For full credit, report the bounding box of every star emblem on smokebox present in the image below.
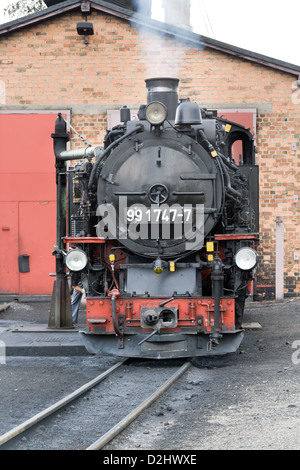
[148,184,169,205]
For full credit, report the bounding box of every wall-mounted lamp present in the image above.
[76,21,94,44]
[77,1,94,44]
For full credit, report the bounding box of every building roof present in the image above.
[1,0,300,78]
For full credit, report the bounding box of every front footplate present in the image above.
[79,330,244,359]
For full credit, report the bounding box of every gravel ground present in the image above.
[106,298,300,450]
[0,358,183,450]
[0,298,300,450]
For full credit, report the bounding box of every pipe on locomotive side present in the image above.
[57,146,103,161]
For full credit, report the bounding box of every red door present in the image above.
[0,202,19,293]
[0,113,66,295]
[18,201,56,295]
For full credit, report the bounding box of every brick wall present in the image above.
[0,10,299,297]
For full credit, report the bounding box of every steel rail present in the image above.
[0,360,126,447]
[86,361,192,450]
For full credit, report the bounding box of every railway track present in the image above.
[0,360,191,450]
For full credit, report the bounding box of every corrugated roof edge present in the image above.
[0,0,299,77]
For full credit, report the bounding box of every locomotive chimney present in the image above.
[162,0,192,31]
[145,77,179,121]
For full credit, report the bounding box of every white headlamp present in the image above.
[146,101,167,126]
[235,247,257,271]
[65,249,88,272]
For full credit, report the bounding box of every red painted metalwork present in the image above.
[64,237,105,244]
[214,233,259,241]
[86,297,236,335]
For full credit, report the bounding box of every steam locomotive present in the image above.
[52,77,259,359]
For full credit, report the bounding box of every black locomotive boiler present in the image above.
[52,77,259,359]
